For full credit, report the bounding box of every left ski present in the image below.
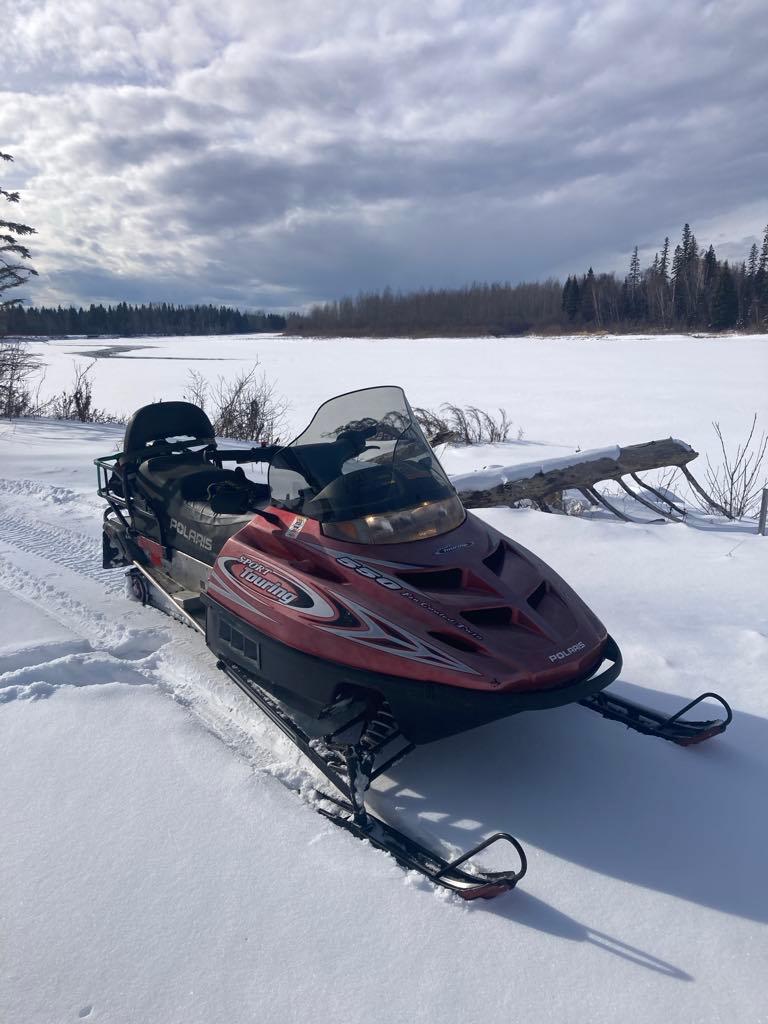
[579,689,732,745]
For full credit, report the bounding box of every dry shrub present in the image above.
[413,403,519,445]
[697,415,767,519]
[184,365,287,443]
[0,340,40,417]
[47,361,120,423]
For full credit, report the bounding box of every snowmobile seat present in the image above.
[136,454,269,506]
[123,401,215,457]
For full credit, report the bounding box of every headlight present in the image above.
[321,495,466,545]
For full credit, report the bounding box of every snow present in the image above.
[1,334,767,1024]
[21,332,768,459]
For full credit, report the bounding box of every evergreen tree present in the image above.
[711,262,738,330]
[702,244,717,285]
[747,242,758,279]
[659,236,670,283]
[759,224,768,277]
[628,246,641,290]
[699,244,719,324]
[680,223,693,261]
[751,225,768,329]
[1,153,38,325]
[564,277,581,322]
[581,268,596,323]
[670,242,684,320]
[625,246,643,320]
[561,276,572,312]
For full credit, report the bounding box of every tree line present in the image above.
[3,145,767,339]
[3,301,286,337]
[287,223,768,336]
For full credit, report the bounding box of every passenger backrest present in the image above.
[123,401,215,457]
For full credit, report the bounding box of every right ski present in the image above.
[316,800,527,900]
[217,657,527,899]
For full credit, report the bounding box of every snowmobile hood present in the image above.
[207,507,608,695]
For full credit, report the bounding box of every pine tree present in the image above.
[659,236,670,283]
[759,224,768,277]
[671,243,685,322]
[749,226,768,328]
[680,223,693,261]
[564,277,581,322]
[747,242,758,279]
[581,268,596,323]
[702,244,717,285]
[1,153,38,326]
[561,276,572,313]
[711,262,738,330]
[699,244,719,324]
[744,242,759,326]
[628,246,641,290]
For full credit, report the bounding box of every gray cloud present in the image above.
[3,0,767,311]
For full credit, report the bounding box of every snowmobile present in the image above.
[96,385,732,899]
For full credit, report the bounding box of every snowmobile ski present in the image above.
[579,688,732,745]
[218,656,527,899]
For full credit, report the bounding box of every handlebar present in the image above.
[215,446,281,465]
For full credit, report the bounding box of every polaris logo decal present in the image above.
[171,518,213,551]
[549,641,586,663]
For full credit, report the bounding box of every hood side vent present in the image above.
[527,581,548,610]
[527,581,577,631]
[428,630,480,653]
[462,606,513,627]
[483,542,506,575]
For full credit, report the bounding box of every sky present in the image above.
[2,0,767,312]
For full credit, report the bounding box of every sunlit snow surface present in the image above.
[1,334,767,1024]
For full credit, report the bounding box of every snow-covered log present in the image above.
[451,438,698,508]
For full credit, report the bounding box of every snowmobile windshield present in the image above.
[268,386,465,544]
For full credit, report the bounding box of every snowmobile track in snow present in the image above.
[0,509,123,592]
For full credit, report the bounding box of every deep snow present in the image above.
[1,334,767,1024]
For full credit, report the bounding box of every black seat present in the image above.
[113,401,271,564]
[123,401,215,456]
[136,453,238,499]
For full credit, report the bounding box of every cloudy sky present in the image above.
[3,0,767,311]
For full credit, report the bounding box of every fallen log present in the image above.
[451,438,699,509]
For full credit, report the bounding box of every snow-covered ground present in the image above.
[20,331,768,459]
[1,334,767,1024]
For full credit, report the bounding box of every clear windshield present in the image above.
[269,386,465,543]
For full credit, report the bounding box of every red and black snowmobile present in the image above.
[97,385,731,898]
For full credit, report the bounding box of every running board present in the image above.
[579,689,732,745]
[127,564,205,633]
